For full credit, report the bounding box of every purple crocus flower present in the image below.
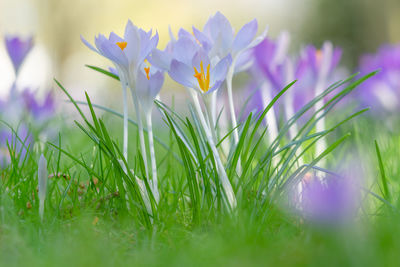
[292,172,360,226]
[192,11,266,72]
[357,44,400,111]
[168,46,232,95]
[22,90,55,122]
[81,20,159,87]
[303,44,342,78]
[5,36,34,75]
[136,64,164,114]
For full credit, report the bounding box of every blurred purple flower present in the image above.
[303,44,342,78]
[5,36,34,75]
[0,124,32,167]
[22,90,55,121]
[292,172,360,226]
[358,44,400,111]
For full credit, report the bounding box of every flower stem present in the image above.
[190,90,236,210]
[261,82,279,144]
[122,83,128,161]
[226,64,242,174]
[226,65,239,145]
[130,87,149,177]
[146,112,159,203]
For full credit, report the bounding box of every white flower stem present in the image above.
[130,87,149,177]
[284,60,303,166]
[226,63,242,174]
[38,154,47,221]
[203,93,218,144]
[226,65,239,145]
[261,83,279,144]
[314,42,333,166]
[146,112,159,203]
[122,83,129,161]
[190,91,236,210]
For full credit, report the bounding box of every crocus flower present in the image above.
[5,35,34,75]
[358,44,400,112]
[191,12,267,148]
[136,66,164,114]
[168,46,232,95]
[81,20,158,86]
[22,90,55,122]
[82,20,159,163]
[293,172,360,226]
[192,11,266,72]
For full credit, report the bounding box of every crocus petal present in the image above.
[172,37,200,66]
[232,19,258,53]
[192,49,211,70]
[95,34,128,67]
[330,47,342,73]
[207,80,223,94]
[247,25,269,49]
[80,35,99,53]
[210,55,232,84]
[109,32,124,43]
[123,26,141,68]
[168,60,197,89]
[203,11,234,44]
[234,49,253,73]
[5,36,34,74]
[149,71,164,99]
[192,26,212,51]
[149,49,172,71]
[136,71,149,94]
[139,31,159,63]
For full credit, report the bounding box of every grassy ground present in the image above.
[1,73,399,266]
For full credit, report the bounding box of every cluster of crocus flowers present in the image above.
[248,33,343,165]
[82,21,163,205]
[1,35,56,167]
[357,44,400,112]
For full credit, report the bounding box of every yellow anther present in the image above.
[144,67,150,80]
[116,41,127,51]
[193,61,211,93]
[316,49,323,65]
[144,59,151,80]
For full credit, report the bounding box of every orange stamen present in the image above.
[144,67,150,80]
[193,61,211,93]
[116,41,127,51]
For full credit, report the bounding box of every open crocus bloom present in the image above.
[192,12,266,72]
[168,48,232,94]
[81,20,159,86]
[5,36,34,74]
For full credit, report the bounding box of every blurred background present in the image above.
[0,0,399,105]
